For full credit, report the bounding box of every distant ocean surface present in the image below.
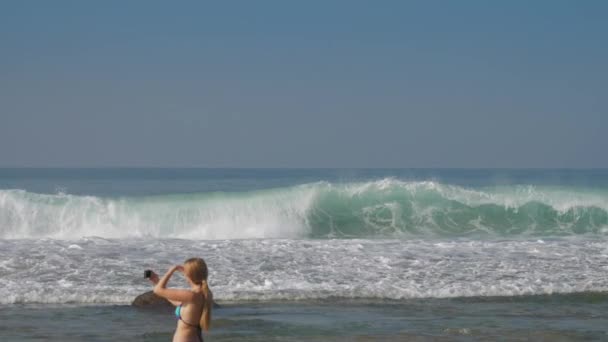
[1,168,608,341]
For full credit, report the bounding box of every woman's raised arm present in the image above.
[153,265,198,304]
[147,270,181,306]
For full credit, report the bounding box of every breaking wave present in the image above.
[1,180,607,239]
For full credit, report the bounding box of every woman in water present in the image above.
[148,258,213,342]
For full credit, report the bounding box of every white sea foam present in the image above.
[0,188,316,239]
[1,238,607,304]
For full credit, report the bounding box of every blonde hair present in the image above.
[183,257,212,331]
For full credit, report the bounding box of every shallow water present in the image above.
[2,297,608,341]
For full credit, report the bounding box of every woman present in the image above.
[149,258,213,342]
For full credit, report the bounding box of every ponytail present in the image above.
[183,257,212,331]
[199,280,212,331]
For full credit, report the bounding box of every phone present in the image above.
[144,270,152,278]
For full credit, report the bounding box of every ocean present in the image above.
[1,168,607,341]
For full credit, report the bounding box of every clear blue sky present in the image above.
[1,0,606,168]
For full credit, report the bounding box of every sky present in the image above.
[1,0,607,168]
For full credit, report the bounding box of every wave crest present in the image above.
[1,180,607,239]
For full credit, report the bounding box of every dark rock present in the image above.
[132,291,172,308]
[131,291,221,309]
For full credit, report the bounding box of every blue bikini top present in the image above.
[175,305,200,328]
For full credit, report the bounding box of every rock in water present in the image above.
[132,290,221,309]
[131,291,172,307]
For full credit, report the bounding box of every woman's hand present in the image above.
[167,265,183,273]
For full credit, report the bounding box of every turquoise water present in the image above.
[2,169,607,239]
[1,169,608,341]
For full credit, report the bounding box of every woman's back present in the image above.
[151,258,213,342]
